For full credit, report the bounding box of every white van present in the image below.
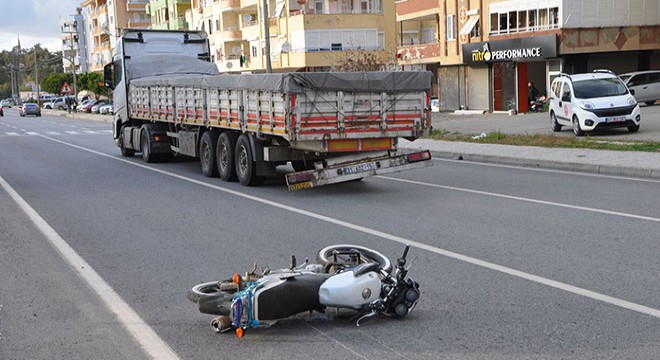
[618,70,660,106]
[549,70,641,136]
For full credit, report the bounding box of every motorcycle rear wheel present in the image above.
[317,244,392,273]
[188,281,234,315]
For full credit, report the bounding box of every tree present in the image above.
[40,73,74,95]
[78,72,110,98]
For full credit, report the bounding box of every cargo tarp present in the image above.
[130,60,432,94]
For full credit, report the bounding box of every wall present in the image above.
[563,0,660,28]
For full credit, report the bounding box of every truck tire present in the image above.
[141,131,155,163]
[217,132,238,181]
[120,127,135,157]
[317,244,392,273]
[200,131,219,177]
[235,134,263,186]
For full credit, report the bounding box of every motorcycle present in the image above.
[187,244,420,337]
[530,94,548,113]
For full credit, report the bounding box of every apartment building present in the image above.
[396,0,660,113]
[186,0,396,73]
[81,0,150,72]
[60,8,90,76]
[146,0,191,30]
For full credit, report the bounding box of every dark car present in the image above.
[20,103,42,117]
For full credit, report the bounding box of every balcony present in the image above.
[220,27,242,41]
[220,0,240,11]
[127,18,151,28]
[169,18,189,30]
[396,43,441,64]
[126,0,149,12]
[395,0,440,21]
[94,5,108,18]
[240,0,258,10]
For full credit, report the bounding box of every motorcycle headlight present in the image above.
[628,97,637,106]
[580,101,595,110]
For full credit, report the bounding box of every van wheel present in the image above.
[572,116,585,137]
[200,131,219,177]
[628,124,640,133]
[550,112,562,132]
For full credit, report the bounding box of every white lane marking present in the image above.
[0,177,181,360]
[65,131,81,135]
[39,134,660,321]
[432,157,660,184]
[46,131,61,135]
[6,132,19,136]
[379,176,660,224]
[26,132,39,136]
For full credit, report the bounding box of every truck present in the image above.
[104,29,433,190]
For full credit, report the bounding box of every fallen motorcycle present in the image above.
[188,244,420,337]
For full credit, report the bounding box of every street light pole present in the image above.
[262,0,272,73]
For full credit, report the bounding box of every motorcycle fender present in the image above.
[319,271,381,309]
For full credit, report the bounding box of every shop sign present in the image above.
[462,35,557,64]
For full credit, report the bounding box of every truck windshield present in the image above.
[573,78,629,99]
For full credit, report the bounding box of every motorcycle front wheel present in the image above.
[317,244,392,273]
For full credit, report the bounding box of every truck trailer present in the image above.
[104,29,433,190]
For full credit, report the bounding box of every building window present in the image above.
[446,14,455,40]
[315,0,323,14]
[422,27,436,44]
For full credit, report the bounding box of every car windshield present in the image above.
[573,78,629,99]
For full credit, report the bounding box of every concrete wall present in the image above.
[563,0,660,28]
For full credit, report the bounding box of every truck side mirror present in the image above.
[103,63,114,90]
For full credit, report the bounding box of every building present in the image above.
[146,0,191,30]
[396,0,660,113]
[186,0,397,73]
[60,8,90,76]
[81,0,150,72]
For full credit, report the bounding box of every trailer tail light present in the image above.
[287,172,313,184]
[407,151,431,163]
[153,134,166,142]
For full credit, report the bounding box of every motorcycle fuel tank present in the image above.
[318,270,381,309]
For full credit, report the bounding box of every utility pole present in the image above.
[262,0,272,73]
[34,51,39,105]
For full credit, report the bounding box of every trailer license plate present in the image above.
[342,162,377,175]
[289,181,312,191]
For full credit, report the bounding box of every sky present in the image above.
[0,0,83,53]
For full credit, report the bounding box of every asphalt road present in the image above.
[1,107,659,359]
[432,102,660,141]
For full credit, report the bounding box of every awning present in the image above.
[459,16,480,36]
[275,0,285,18]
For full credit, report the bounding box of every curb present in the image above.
[425,149,660,180]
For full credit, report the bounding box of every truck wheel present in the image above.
[200,131,219,177]
[141,131,155,163]
[217,132,238,181]
[235,134,263,186]
[120,127,135,157]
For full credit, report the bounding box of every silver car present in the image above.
[618,70,660,106]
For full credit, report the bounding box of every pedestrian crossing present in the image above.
[1,129,113,137]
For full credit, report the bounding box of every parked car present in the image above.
[91,100,109,113]
[20,103,41,117]
[76,99,93,112]
[430,97,440,112]
[618,70,660,106]
[81,99,106,113]
[549,70,640,136]
[99,102,113,115]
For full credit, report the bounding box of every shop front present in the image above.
[462,35,558,113]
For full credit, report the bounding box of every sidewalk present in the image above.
[400,138,660,179]
[46,109,660,180]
